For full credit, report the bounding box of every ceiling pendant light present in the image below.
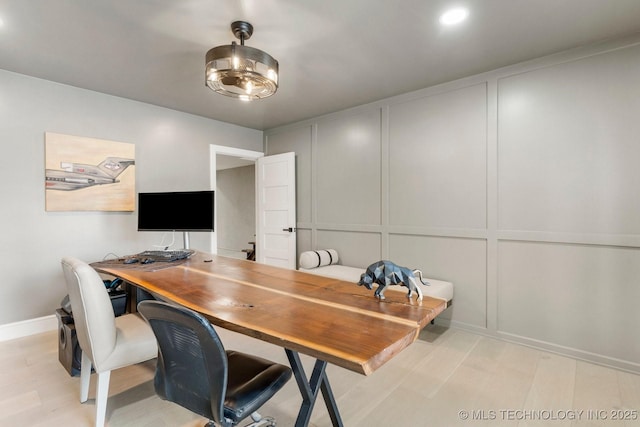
[205,21,279,100]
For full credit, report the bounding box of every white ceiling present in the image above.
[2,0,640,130]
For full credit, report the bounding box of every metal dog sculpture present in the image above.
[358,260,430,301]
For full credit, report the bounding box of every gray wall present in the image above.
[0,69,262,325]
[216,165,256,258]
[265,37,640,373]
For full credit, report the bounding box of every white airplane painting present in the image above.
[45,157,135,191]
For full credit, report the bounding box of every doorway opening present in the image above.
[217,155,255,259]
[209,145,263,255]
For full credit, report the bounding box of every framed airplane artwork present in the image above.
[45,132,135,212]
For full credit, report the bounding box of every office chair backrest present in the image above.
[137,300,228,425]
[61,257,117,371]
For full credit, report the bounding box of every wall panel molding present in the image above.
[265,34,640,374]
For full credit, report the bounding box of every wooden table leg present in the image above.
[285,349,344,427]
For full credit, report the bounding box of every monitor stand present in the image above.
[183,231,190,250]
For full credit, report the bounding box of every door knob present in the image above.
[282,227,294,232]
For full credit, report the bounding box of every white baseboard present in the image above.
[0,314,58,342]
[440,319,640,375]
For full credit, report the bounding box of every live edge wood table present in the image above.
[92,252,447,427]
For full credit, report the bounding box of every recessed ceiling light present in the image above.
[440,7,469,26]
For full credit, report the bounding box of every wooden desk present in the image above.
[93,252,447,425]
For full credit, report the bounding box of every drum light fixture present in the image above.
[205,21,279,101]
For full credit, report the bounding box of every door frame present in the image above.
[209,145,264,254]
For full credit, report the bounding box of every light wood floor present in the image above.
[1,324,639,427]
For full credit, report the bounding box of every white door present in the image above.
[256,152,297,269]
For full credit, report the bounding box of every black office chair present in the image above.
[137,300,292,427]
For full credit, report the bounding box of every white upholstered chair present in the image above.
[61,257,157,427]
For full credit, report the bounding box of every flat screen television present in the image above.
[137,190,215,232]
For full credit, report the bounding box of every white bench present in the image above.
[298,250,453,305]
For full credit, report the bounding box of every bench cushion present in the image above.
[299,249,339,269]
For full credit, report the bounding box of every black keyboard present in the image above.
[136,249,195,262]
